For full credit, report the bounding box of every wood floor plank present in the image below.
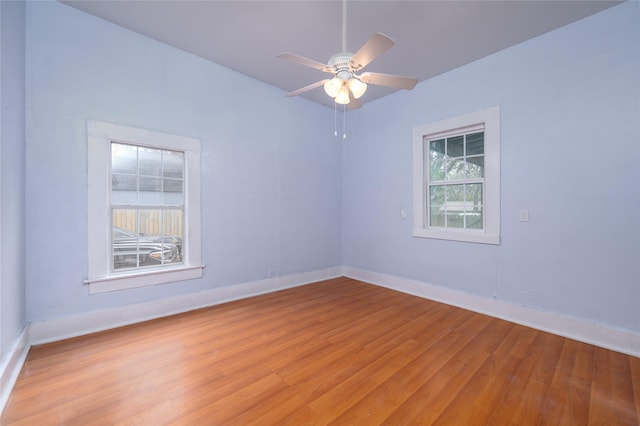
[486,331,565,424]
[173,372,289,425]
[324,309,477,423]
[539,384,572,425]
[2,277,638,425]
[530,332,567,385]
[632,355,640,424]
[589,347,639,425]
[306,338,427,424]
[548,339,593,424]
[431,354,523,425]
[380,314,495,424]
[396,335,492,424]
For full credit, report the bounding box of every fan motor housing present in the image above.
[328,52,355,80]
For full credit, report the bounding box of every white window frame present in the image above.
[86,121,203,294]
[412,106,500,245]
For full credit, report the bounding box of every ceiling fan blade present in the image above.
[347,91,362,110]
[360,72,418,90]
[277,52,333,73]
[350,33,395,71]
[286,80,329,97]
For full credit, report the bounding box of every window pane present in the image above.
[447,211,464,228]
[446,158,466,181]
[445,185,465,228]
[111,174,138,204]
[445,184,465,228]
[139,175,162,192]
[465,183,483,206]
[429,139,446,181]
[112,143,138,204]
[138,147,162,177]
[466,156,484,179]
[430,206,445,227]
[112,173,137,192]
[429,185,445,206]
[463,183,483,230]
[164,209,184,263]
[163,150,184,179]
[466,132,484,155]
[139,209,161,236]
[429,139,445,155]
[113,209,138,270]
[429,158,444,181]
[163,179,183,205]
[111,144,184,207]
[111,143,137,174]
[465,208,483,229]
[113,207,184,270]
[139,176,162,205]
[429,186,445,227]
[445,184,465,203]
[447,135,464,157]
[139,209,183,266]
[163,151,184,204]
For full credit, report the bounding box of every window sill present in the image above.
[85,265,205,294]
[413,227,500,245]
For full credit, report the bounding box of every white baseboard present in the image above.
[0,326,30,416]
[30,266,343,345]
[344,267,640,358]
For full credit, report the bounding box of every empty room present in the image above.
[0,0,638,424]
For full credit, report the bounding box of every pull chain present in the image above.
[343,103,347,139]
[334,101,338,137]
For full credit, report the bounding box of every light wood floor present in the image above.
[3,277,639,425]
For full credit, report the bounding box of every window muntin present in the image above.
[413,107,500,245]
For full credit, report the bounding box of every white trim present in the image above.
[413,106,500,245]
[412,227,500,245]
[87,120,202,292]
[86,265,205,294]
[30,267,343,345]
[343,266,640,358]
[0,327,30,416]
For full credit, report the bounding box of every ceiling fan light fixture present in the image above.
[335,84,350,105]
[278,0,417,110]
[324,77,342,98]
[348,78,367,99]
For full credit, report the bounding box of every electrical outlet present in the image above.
[519,209,529,222]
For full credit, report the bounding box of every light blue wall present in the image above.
[343,1,640,333]
[23,1,639,335]
[1,0,27,361]
[25,1,341,322]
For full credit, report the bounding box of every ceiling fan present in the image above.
[277,0,418,109]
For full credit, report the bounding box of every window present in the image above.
[413,107,500,244]
[111,143,185,271]
[87,121,203,293]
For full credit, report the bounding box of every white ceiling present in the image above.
[61,0,620,109]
